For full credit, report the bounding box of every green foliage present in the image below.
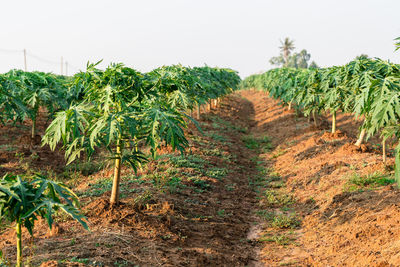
[0,173,87,266]
[271,213,300,229]
[241,56,400,185]
[264,190,294,207]
[259,233,295,246]
[344,172,395,192]
[0,173,87,233]
[41,62,240,203]
[395,37,400,51]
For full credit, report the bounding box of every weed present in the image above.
[344,172,395,192]
[264,190,294,207]
[206,167,228,180]
[256,210,275,221]
[206,132,228,143]
[271,148,287,158]
[242,135,272,150]
[225,183,236,191]
[78,178,113,197]
[259,233,294,246]
[68,257,90,264]
[188,177,211,191]
[65,160,107,176]
[167,176,185,193]
[203,147,223,156]
[170,154,207,169]
[271,213,300,229]
[0,144,17,152]
[133,190,153,209]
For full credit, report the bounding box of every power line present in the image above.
[0,47,82,74]
[26,51,60,65]
[0,48,23,53]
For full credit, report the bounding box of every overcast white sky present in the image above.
[0,0,399,77]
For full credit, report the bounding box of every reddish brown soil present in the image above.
[2,90,400,266]
[241,90,400,266]
[1,96,263,266]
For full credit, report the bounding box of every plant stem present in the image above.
[110,139,122,205]
[16,221,22,267]
[383,138,387,164]
[355,128,366,147]
[197,104,200,120]
[332,111,336,134]
[313,111,318,127]
[31,118,36,139]
[288,101,292,111]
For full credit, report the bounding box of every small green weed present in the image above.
[242,135,272,150]
[256,210,275,221]
[170,154,208,168]
[264,190,294,207]
[344,172,395,192]
[188,177,211,191]
[259,233,295,246]
[206,167,228,180]
[271,213,300,229]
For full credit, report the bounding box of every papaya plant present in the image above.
[1,70,68,138]
[0,174,88,267]
[43,62,189,205]
[0,74,28,126]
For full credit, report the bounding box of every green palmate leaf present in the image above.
[41,62,240,204]
[0,173,88,241]
[395,37,400,51]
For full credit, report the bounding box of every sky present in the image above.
[0,0,399,78]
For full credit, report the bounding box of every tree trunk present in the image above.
[196,104,200,120]
[331,111,336,134]
[110,140,122,205]
[31,118,36,139]
[383,139,387,164]
[313,111,318,127]
[16,221,22,267]
[355,129,366,147]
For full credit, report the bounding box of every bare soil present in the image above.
[1,90,400,266]
[241,90,400,266]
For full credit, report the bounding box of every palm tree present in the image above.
[279,38,295,66]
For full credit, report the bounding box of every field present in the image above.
[1,86,400,266]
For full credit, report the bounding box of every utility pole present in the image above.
[61,56,63,75]
[23,49,27,71]
[65,61,68,76]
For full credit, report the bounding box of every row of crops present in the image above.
[0,62,241,266]
[241,57,400,181]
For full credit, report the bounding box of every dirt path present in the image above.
[240,90,400,266]
[2,90,400,266]
[1,93,266,266]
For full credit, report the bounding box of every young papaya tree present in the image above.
[3,70,68,138]
[43,62,189,205]
[0,174,88,267]
[320,66,348,133]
